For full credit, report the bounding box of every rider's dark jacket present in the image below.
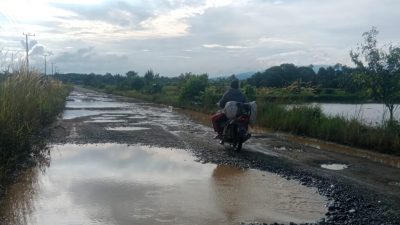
[218,88,247,108]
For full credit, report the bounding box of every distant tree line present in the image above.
[54,70,171,94]
[247,63,361,92]
[54,63,363,95]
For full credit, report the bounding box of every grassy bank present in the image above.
[0,71,70,184]
[258,103,400,155]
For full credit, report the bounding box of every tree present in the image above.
[242,84,257,101]
[179,74,208,104]
[144,70,154,85]
[126,70,138,78]
[125,70,143,90]
[350,27,400,121]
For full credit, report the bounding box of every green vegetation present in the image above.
[258,103,400,154]
[0,70,70,183]
[350,27,400,121]
[55,71,400,155]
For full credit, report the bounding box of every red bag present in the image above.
[211,113,227,133]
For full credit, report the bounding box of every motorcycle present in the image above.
[217,102,253,151]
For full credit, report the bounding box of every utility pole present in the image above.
[5,49,20,74]
[43,54,48,75]
[23,32,35,75]
[51,62,56,75]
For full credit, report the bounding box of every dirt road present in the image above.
[1,87,399,225]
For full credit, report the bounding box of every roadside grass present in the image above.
[257,102,400,155]
[0,70,70,183]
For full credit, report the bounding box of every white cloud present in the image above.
[258,37,304,45]
[29,44,45,56]
[203,44,247,49]
[1,0,399,76]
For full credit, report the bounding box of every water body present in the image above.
[300,103,400,125]
[0,144,327,225]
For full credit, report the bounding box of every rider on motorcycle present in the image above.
[212,79,247,139]
[218,79,247,108]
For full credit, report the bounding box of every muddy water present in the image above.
[0,89,328,224]
[0,144,326,225]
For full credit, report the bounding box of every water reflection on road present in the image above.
[0,89,328,225]
[0,144,326,225]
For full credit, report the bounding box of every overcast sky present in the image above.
[0,0,399,77]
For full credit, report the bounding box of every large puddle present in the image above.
[0,144,327,225]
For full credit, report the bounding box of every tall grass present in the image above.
[257,102,400,155]
[0,70,70,183]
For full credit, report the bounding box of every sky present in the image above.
[0,0,399,77]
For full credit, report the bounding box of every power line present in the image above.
[23,32,35,75]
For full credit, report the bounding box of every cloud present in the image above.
[45,0,235,40]
[29,45,45,56]
[52,46,129,74]
[202,44,247,49]
[20,39,38,51]
[2,0,400,76]
[258,37,304,45]
[256,48,349,68]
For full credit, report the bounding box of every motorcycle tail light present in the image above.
[238,116,249,122]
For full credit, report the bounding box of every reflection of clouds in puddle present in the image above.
[128,116,147,119]
[63,110,136,120]
[91,117,119,120]
[321,164,348,170]
[106,127,150,131]
[63,109,104,119]
[50,144,214,184]
[85,120,126,123]
[5,143,327,225]
[102,114,127,117]
[66,101,132,109]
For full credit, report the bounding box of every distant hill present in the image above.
[210,71,256,80]
[235,72,256,80]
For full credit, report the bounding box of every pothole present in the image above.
[321,164,348,170]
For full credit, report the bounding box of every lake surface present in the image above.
[304,103,400,125]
